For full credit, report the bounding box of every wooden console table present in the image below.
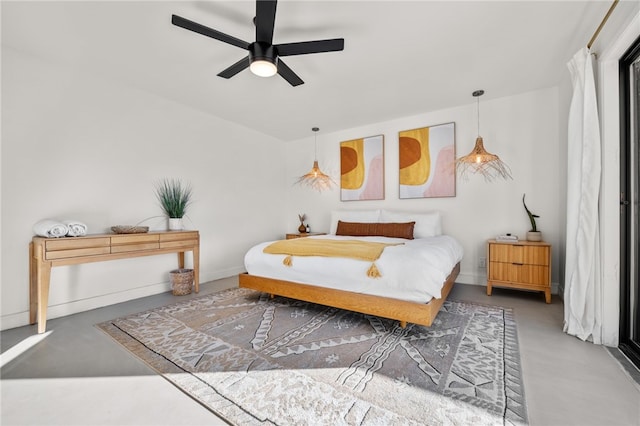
[29,230,199,333]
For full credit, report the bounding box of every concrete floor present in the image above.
[2,278,639,426]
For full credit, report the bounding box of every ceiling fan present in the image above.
[171,0,345,87]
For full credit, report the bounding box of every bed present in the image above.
[239,209,463,327]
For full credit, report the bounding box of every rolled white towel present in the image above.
[63,220,87,237]
[33,219,69,238]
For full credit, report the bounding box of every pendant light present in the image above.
[456,90,512,182]
[296,127,336,191]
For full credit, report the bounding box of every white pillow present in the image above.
[329,209,381,234]
[380,210,442,238]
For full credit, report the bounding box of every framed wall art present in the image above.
[340,134,384,201]
[399,122,455,198]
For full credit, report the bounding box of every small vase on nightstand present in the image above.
[297,213,307,233]
[526,231,542,242]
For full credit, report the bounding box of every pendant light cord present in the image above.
[473,89,484,137]
[312,127,319,161]
[477,96,480,136]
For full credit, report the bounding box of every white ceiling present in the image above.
[2,1,637,141]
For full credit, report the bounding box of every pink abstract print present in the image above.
[399,122,455,198]
[341,135,385,201]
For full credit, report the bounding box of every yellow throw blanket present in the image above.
[263,238,403,278]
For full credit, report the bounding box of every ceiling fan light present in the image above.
[250,59,277,77]
[249,42,277,77]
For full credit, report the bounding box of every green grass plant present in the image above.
[155,178,192,218]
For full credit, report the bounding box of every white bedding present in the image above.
[244,234,463,304]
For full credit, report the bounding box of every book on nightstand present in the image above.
[496,234,519,242]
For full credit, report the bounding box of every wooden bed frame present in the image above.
[238,262,460,328]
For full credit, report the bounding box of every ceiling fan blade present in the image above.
[217,56,251,79]
[277,60,304,87]
[172,15,250,50]
[276,38,344,56]
[255,0,277,44]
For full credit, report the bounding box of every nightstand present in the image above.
[487,239,552,303]
[285,232,326,240]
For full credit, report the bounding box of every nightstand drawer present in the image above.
[488,262,550,286]
[489,244,550,266]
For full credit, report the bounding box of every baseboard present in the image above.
[0,267,245,331]
[456,272,485,286]
[455,271,560,295]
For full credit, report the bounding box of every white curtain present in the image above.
[564,47,603,343]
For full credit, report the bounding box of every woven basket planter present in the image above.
[170,268,194,296]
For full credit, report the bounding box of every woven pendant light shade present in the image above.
[456,136,512,181]
[296,127,336,192]
[456,90,512,182]
[296,160,335,191]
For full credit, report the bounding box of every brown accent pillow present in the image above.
[377,222,415,239]
[335,221,378,237]
[335,221,415,239]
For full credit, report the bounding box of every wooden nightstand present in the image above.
[285,232,326,240]
[487,239,552,303]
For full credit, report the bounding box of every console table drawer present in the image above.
[111,234,160,244]
[160,232,198,242]
[160,240,197,249]
[46,237,111,251]
[45,237,111,260]
[111,242,160,253]
[46,246,111,260]
[110,234,160,253]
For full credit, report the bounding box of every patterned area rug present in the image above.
[98,288,527,425]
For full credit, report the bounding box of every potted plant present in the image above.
[523,194,542,241]
[155,178,193,230]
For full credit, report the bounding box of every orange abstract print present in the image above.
[341,138,365,190]
[399,127,430,186]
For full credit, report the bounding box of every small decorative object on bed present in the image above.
[240,209,462,327]
[340,134,384,201]
[399,122,456,198]
[155,178,193,231]
[523,193,542,241]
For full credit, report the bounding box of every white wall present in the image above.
[283,88,563,288]
[1,48,286,330]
